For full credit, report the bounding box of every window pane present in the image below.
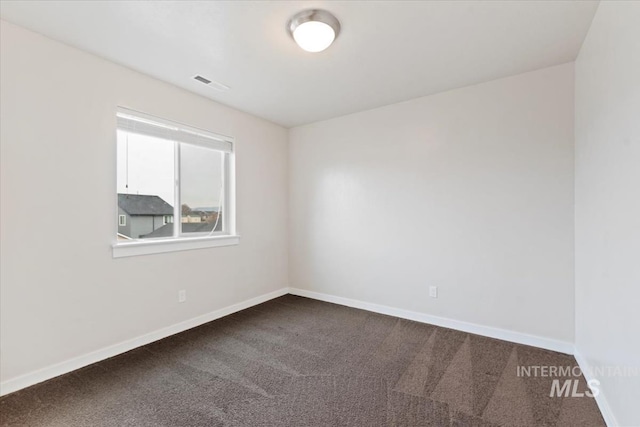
[180,143,224,235]
[117,130,175,240]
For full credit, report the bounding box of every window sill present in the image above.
[112,234,240,258]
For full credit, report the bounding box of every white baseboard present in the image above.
[0,287,289,397]
[574,349,618,427]
[288,287,574,355]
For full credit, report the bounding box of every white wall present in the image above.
[0,21,288,386]
[290,63,575,344]
[575,2,640,426]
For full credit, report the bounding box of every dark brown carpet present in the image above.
[0,295,605,426]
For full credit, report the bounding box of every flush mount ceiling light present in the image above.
[288,9,340,53]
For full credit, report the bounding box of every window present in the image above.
[113,108,238,257]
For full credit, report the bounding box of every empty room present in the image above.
[0,1,638,426]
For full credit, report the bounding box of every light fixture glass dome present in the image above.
[293,21,335,53]
[288,10,340,53]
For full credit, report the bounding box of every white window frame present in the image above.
[113,107,239,258]
[118,215,126,226]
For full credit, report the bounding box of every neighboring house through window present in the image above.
[117,194,174,239]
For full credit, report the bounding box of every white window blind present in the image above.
[116,108,233,153]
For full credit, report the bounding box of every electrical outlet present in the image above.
[178,290,187,303]
[429,286,438,298]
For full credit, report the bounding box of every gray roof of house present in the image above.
[118,194,173,216]
[140,221,222,239]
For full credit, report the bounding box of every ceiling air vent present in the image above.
[193,75,230,92]
[194,75,212,84]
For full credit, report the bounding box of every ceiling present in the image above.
[0,1,598,128]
